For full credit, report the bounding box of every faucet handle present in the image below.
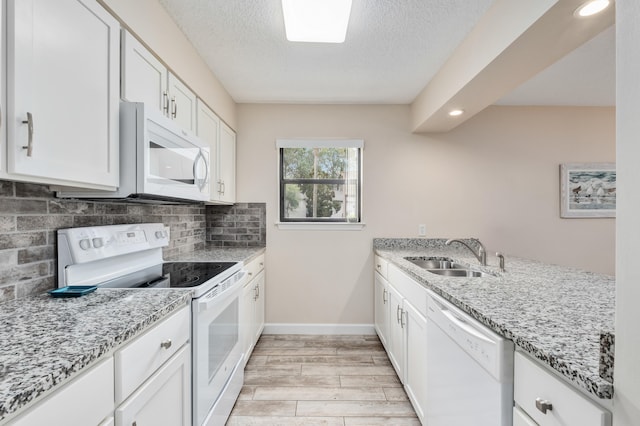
[496,252,505,272]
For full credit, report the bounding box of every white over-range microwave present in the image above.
[57,102,210,203]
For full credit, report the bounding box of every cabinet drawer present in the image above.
[245,253,265,282]
[514,406,537,426]
[374,255,389,280]
[115,306,190,404]
[514,352,611,426]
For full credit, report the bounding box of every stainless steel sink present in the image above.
[426,269,489,278]
[404,256,490,278]
[405,257,463,269]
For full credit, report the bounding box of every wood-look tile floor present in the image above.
[226,335,420,426]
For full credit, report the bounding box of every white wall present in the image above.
[613,0,640,423]
[237,104,615,326]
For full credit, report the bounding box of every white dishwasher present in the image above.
[426,293,514,426]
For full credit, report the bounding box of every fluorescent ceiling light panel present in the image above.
[282,0,352,43]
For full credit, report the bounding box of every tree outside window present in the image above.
[278,140,362,223]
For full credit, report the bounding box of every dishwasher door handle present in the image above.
[441,309,494,344]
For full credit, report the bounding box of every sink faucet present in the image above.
[445,238,487,266]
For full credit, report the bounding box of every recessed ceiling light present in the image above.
[282,0,352,43]
[575,0,610,17]
[448,109,464,117]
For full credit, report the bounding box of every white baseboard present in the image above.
[263,323,376,335]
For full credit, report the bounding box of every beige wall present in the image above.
[237,104,615,326]
[99,0,237,129]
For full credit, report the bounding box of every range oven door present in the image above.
[140,107,210,201]
[192,272,246,426]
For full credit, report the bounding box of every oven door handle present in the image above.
[197,270,247,312]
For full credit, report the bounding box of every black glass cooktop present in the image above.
[161,262,238,288]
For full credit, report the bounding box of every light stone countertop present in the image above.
[0,289,191,422]
[167,245,265,265]
[374,238,615,400]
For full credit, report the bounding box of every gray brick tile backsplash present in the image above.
[0,178,265,302]
[0,179,209,302]
[206,203,266,248]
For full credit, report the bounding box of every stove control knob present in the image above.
[79,239,91,250]
[92,238,104,248]
[155,230,166,239]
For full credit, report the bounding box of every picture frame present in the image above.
[560,163,616,218]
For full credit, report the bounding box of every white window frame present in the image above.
[276,139,365,230]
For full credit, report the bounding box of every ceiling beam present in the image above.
[410,0,615,133]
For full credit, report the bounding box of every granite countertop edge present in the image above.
[373,238,614,400]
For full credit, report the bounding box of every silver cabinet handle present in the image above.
[171,96,177,118]
[382,288,388,304]
[218,180,223,195]
[160,339,172,349]
[376,264,381,270]
[401,311,406,328]
[22,112,34,157]
[257,284,260,298]
[396,305,402,323]
[163,91,169,114]
[535,398,552,414]
[221,180,226,195]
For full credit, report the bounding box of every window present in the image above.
[277,139,362,224]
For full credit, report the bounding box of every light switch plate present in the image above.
[418,224,426,237]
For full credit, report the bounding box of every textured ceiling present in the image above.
[157,0,495,104]
[158,0,615,106]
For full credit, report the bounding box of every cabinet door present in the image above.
[253,270,266,343]
[168,73,197,134]
[196,100,221,202]
[387,284,405,383]
[374,272,389,348]
[7,0,119,189]
[121,30,168,114]
[217,122,236,203]
[241,280,256,365]
[404,300,428,424]
[115,345,191,426]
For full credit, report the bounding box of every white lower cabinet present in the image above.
[114,345,191,426]
[375,260,428,425]
[404,300,428,423]
[373,271,389,348]
[386,283,405,381]
[514,351,611,426]
[514,406,538,426]
[114,306,191,426]
[7,357,114,426]
[241,254,266,365]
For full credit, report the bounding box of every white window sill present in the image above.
[275,222,366,231]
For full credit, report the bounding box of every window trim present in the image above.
[276,139,363,224]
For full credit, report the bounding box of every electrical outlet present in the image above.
[418,224,426,237]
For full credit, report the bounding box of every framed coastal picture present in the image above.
[560,163,616,218]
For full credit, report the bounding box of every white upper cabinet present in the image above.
[217,121,236,204]
[121,30,168,113]
[196,99,236,204]
[6,0,120,189]
[168,73,197,134]
[121,30,196,134]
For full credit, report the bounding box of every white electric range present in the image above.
[57,223,247,426]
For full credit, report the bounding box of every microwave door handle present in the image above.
[193,150,209,190]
